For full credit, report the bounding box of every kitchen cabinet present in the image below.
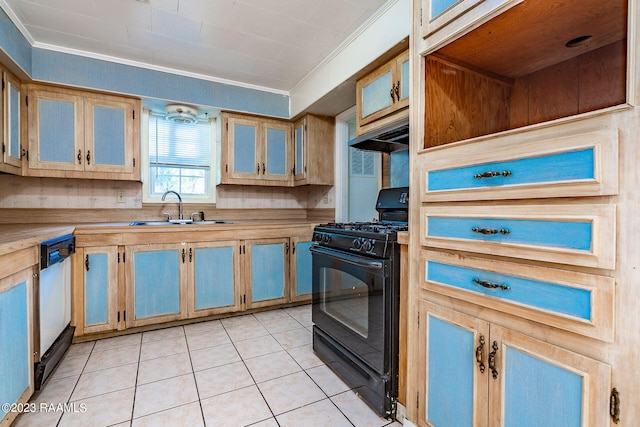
[125,243,187,328]
[420,0,521,43]
[356,50,409,136]
[0,67,23,175]
[243,238,289,309]
[221,111,293,186]
[188,240,242,318]
[418,301,611,427]
[293,114,334,186]
[0,266,34,427]
[24,84,140,181]
[289,236,313,303]
[74,246,120,335]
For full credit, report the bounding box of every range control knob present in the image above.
[361,239,373,252]
[313,233,323,243]
[352,238,362,250]
[322,234,332,244]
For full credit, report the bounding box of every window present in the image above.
[142,111,216,203]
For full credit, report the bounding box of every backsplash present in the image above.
[0,175,335,210]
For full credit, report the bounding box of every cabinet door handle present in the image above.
[473,278,511,291]
[257,163,260,174]
[77,149,82,164]
[488,341,499,379]
[390,86,395,102]
[86,150,91,165]
[285,242,289,254]
[182,248,186,263]
[189,248,193,263]
[474,170,512,179]
[475,335,485,373]
[472,227,510,235]
[395,80,400,100]
[85,254,90,271]
[262,163,266,175]
[292,242,296,254]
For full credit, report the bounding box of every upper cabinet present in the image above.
[356,50,409,135]
[293,114,334,186]
[221,111,293,186]
[24,84,140,181]
[420,0,522,41]
[0,68,23,175]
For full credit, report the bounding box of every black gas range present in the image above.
[311,187,408,419]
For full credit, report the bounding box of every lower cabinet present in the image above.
[418,300,612,427]
[289,237,313,303]
[188,241,242,318]
[77,246,119,334]
[0,267,34,427]
[73,228,314,336]
[244,238,289,309]
[125,243,187,328]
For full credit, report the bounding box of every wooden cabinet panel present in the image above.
[24,84,140,180]
[290,238,313,302]
[420,128,619,202]
[125,244,186,327]
[188,241,242,317]
[293,114,334,186]
[245,238,289,309]
[418,300,489,427]
[421,204,616,269]
[489,325,611,427]
[221,112,293,186]
[419,301,612,427]
[0,68,23,174]
[81,246,119,334]
[420,250,614,341]
[356,50,409,136]
[0,268,34,427]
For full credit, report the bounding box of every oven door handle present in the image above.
[310,245,384,270]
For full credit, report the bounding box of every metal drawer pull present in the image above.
[474,170,512,179]
[473,278,511,291]
[472,227,510,235]
[488,341,499,379]
[475,335,486,373]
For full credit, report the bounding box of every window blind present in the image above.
[149,115,211,168]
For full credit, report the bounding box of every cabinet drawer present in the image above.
[420,128,618,202]
[421,204,615,269]
[420,250,614,341]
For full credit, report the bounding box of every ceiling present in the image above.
[1,0,389,94]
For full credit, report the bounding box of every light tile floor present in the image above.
[15,305,401,427]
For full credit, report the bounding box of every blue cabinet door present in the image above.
[491,326,611,427]
[263,121,291,182]
[190,241,241,316]
[291,239,313,301]
[84,96,136,174]
[420,301,489,427]
[0,270,33,425]
[127,244,185,327]
[28,88,84,171]
[83,247,118,334]
[246,239,288,308]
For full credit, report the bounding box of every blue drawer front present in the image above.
[427,217,592,251]
[427,261,592,320]
[427,148,594,191]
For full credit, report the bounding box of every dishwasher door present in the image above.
[39,257,72,356]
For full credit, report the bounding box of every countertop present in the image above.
[0,224,76,257]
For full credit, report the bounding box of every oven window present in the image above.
[319,267,369,338]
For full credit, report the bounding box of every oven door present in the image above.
[310,245,391,374]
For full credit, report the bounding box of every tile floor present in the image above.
[15,305,402,427]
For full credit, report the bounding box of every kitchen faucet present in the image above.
[161,190,183,220]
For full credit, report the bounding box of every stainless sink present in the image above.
[129,220,231,226]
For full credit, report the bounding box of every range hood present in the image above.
[349,118,409,152]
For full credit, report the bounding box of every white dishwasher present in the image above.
[35,234,75,390]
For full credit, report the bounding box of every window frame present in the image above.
[141,110,217,204]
